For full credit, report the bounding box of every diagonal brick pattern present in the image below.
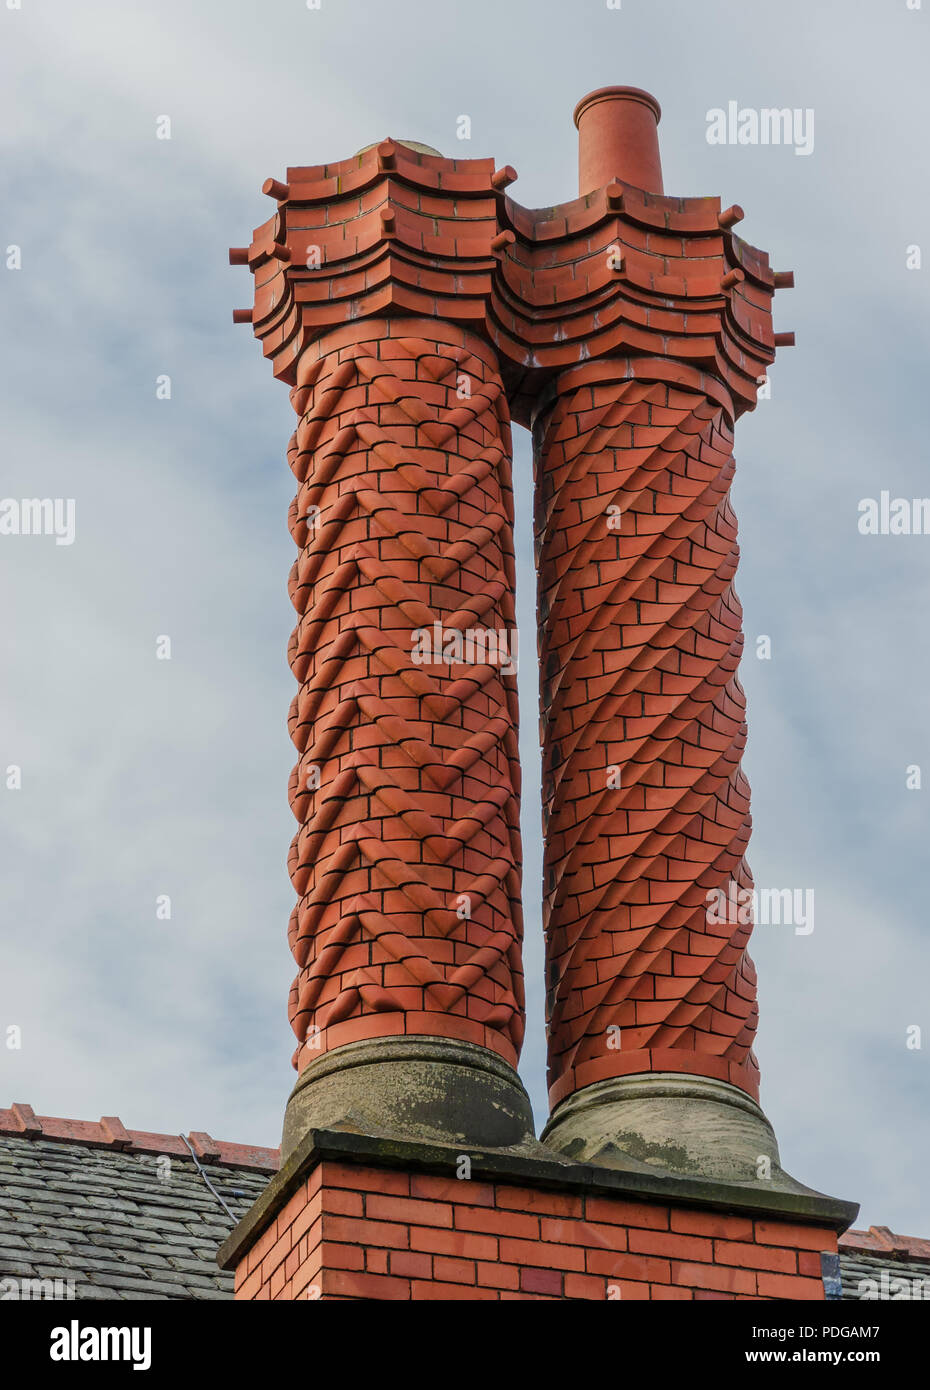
[536,367,759,1110]
[284,320,524,1072]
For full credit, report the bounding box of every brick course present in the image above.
[234,1162,834,1301]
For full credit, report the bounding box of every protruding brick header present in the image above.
[0,1105,279,1173]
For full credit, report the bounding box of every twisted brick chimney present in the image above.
[536,89,771,1170]
[228,142,535,1157]
[218,91,856,1301]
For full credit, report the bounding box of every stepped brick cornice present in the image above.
[232,142,505,380]
[232,139,784,427]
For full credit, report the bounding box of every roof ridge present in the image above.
[839,1225,930,1259]
[0,1104,280,1174]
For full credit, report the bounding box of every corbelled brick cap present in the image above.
[233,133,780,420]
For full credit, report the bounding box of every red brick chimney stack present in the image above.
[219,92,858,1301]
[234,140,537,1160]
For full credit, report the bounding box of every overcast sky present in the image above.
[1,0,928,1237]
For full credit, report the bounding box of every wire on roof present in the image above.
[178,1133,239,1225]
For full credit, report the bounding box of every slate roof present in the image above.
[838,1226,930,1301]
[1,1105,926,1300]
[0,1106,278,1300]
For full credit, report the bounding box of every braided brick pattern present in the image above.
[284,321,523,1072]
[232,114,784,1110]
[536,369,760,1110]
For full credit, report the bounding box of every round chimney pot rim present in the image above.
[573,86,662,129]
